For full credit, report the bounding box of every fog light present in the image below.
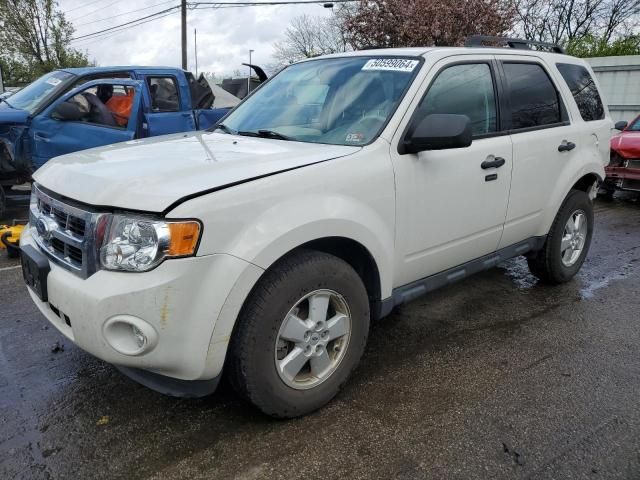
[132,325,146,349]
[103,315,158,356]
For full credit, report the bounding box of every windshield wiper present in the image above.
[215,123,235,135]
[238,129,293,141]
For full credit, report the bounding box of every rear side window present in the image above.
[418,63,497,136]
[147,77,180,112]
[556,63,604,121]
[503,63,562,130]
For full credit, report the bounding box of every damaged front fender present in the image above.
[0,124,31,182]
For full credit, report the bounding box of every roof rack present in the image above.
[465,35,565,54]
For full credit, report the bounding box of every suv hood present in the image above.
[34,131,360,212]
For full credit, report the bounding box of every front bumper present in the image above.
[604,165,640,192]
[21,227,254,386]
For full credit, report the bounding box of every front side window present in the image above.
[147,77,180,112]
[417,63,497,136]
[503,63,562,130]
[59,83,136,128]
[218,56,421,146]
[556,63,604,121]
[4,70,74,113]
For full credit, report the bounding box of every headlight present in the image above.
[99,215,201,272]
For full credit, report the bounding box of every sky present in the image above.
[57,0,335,77]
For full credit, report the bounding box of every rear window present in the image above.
[503,62,562,130]
[556,63,604,121]
[147,77,180,112]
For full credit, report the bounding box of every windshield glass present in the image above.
[627,117,640,131]
[219,56,421,146]
[4,70,74,113]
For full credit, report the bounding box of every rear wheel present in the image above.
[527,189,594,284]
[227,250,370,418]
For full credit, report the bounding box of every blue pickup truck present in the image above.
[0,66,232,215]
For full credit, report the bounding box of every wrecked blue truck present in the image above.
[0,66,233,215]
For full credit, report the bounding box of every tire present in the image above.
[227,249,370,418]
[527,189,594,284]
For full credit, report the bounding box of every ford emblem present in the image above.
[35,216,52,240]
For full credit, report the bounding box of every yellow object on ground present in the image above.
[0,224,25,249]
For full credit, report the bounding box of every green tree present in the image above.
[566,35,640,57]
[0,0,92,85]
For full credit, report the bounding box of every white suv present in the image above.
[21,39,611,417]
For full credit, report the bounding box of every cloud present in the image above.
[58,0,334,76]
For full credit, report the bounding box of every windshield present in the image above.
[218,56,421,146]
[4,70,74,113]
[627,117,640,131]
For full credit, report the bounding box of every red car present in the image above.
[605,115,640,197]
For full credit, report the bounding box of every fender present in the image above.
[539,161,604,236]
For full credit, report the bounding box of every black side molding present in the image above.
[375,236,547,319]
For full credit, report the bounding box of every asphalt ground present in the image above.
[1,196,639,480]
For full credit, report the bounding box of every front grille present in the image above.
[30,185,101,278]
[38,199,87,236]
[627,159,640,170]
[622,179,640,192]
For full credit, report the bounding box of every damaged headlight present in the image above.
[98,215,201,272]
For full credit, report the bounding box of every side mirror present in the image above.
[51,101,84,122]
[614,120,628,131]
[401,113,472,154]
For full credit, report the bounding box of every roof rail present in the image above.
[465,35,565,54]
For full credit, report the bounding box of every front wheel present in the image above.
[227,250,370,418]
[527,189,594,284]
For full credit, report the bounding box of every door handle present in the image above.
[558,141,576,152]
[481,157,506,169]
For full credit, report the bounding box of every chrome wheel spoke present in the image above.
[563,246,574,262]
[280,314,309,342]
[279,347,308,382]
[310,349,331,377]
[327,313,349,341]
[274,289,352,390]
[308,293,330,323]
[561,209,588,267]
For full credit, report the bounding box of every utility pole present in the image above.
[181,0,187,70]
[194,28,198,77]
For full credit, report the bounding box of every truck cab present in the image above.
[0,67,230,215]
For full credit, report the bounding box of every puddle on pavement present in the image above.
[578,259,638,299]
[499,257,539,290]
[499,244,639,300]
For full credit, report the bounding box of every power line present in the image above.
[191,0,354,6]
[68,0,127,22]
[62,0,105,14]
[71,9,181,47]
[70,6,181,42]
[73,0,177,29]
[68,0,355,45]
